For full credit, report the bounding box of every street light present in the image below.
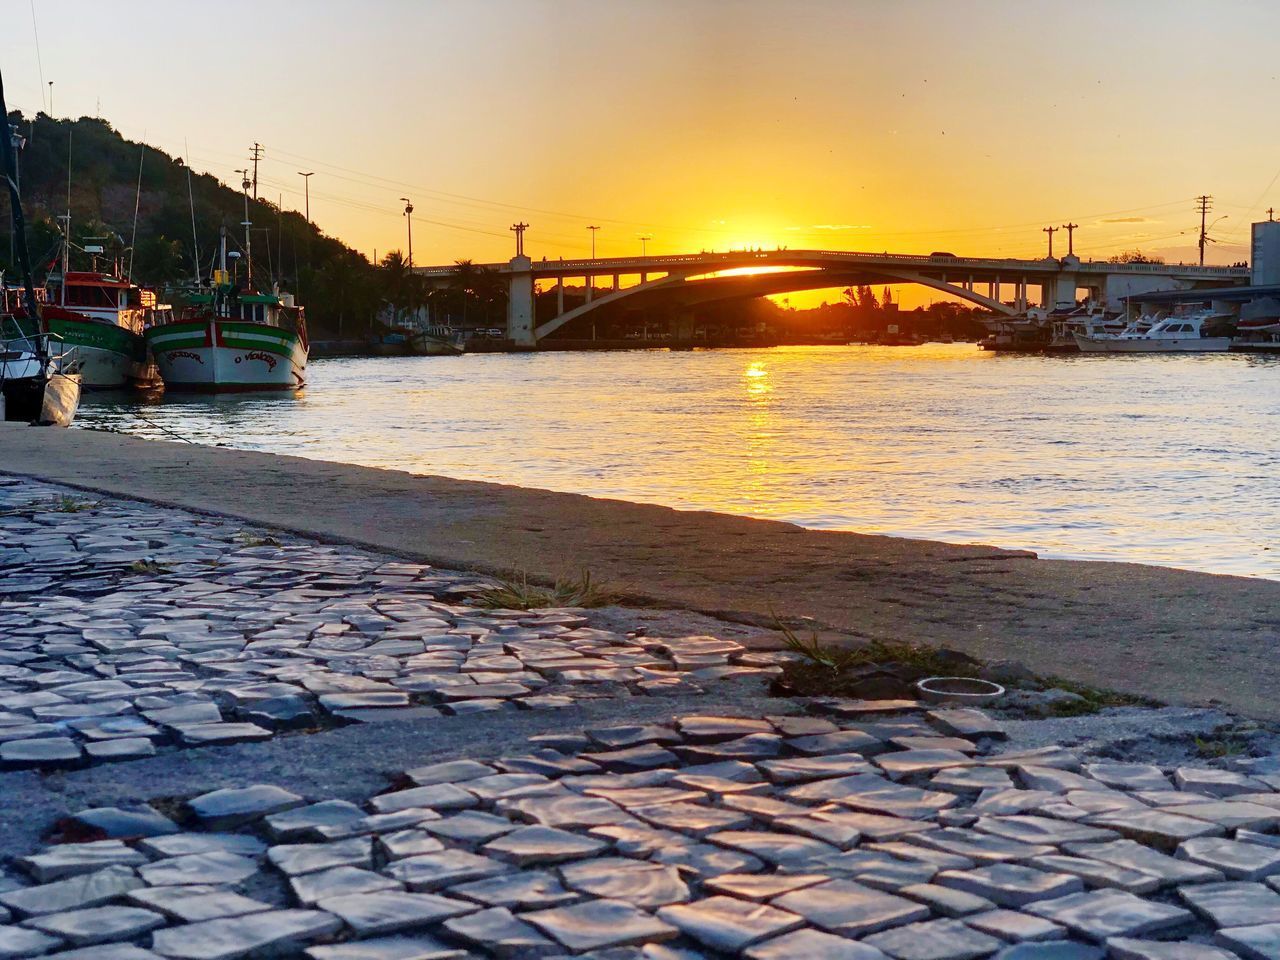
[298,172,313,222]
[587,224,599,258]
[639,234,652,257]
[400,198,414,269]
[1202,215,1229,266]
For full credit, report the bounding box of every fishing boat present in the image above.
[1074,310,1232,353]
[1,264,150,389]
[146,224,308,392]
[0,70,81,425]
[409,323,465,356]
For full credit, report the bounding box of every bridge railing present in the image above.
[416,250,1249,277]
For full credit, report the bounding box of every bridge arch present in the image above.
[533,266,1020,340]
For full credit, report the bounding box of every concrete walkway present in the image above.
[3,425,1278,718]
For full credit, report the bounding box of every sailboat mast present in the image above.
[62,128,71,306]
[0,71,44,361]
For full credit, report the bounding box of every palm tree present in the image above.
[450,259,479,327]
[471,265,507,324]
[379,250,410,324]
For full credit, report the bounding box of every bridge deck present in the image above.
[417,249,1249,280]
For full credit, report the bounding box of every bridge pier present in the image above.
[673,310,696,342]
[505,255,536,347]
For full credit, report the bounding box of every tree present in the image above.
[1107,250,1165,264]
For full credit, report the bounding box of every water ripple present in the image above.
[74,344,1280,580]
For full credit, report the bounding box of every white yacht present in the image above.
[1074,311,1231,353]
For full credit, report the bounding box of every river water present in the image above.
[75,344,1280,579]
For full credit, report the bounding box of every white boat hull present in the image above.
[146,320,307,392]
[1074,335,1233,354]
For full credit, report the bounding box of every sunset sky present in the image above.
[4,0,1278,305]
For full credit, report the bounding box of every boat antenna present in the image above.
[0,69,44,359]
[185,138,200,284]
[127,144,144,283]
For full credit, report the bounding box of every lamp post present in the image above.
[400,198,414,268]
[298,172,313,222]
[587,224,599,258]
[1202,214,1229,266]
[639,234,652,257]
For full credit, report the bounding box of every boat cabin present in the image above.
[45,271,148,334]
[177,284,306,336]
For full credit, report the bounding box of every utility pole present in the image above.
[47,82,52,117]
[511,222,528,257]
[1042,225,1057,258]
[298,172,313,222]
[400,198,414,268]
[639,234,652,257]
[250,143,263,202]
[1269,207,1275,222]
[1062,222,1078,256]
[1196,195,1213,267]
[587,224,599,258]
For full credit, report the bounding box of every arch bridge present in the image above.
[416,249,1248,346]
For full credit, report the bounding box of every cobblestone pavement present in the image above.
[3,701,1280,958]
[6,480,1280,958]
[0,479,783,771]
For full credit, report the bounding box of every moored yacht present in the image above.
[1074,310,1231,353]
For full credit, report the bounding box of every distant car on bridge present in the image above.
[929,251,958,259]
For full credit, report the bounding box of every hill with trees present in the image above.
[0,111,440,338]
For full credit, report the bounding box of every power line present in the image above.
[28,0,44,111]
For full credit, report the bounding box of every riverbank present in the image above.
[3,424,1278,718]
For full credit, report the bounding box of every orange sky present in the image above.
[4,1,1276,307]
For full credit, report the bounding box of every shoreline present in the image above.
[3,422,1280,718]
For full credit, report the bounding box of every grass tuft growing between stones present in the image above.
[772,613,1167,710]
[48,495,99,513]
[776,617,960,676]
[1035,676,1161,716]
[475,569,616,610]
[772,615,976,699]
[1194,735,1248,759]
[127,558,172,576]
[235,532,282,548]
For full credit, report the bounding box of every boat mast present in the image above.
[61,127,71,306]
[239,169,252,289]
[0,70,45,361]
[218,225,227,317]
